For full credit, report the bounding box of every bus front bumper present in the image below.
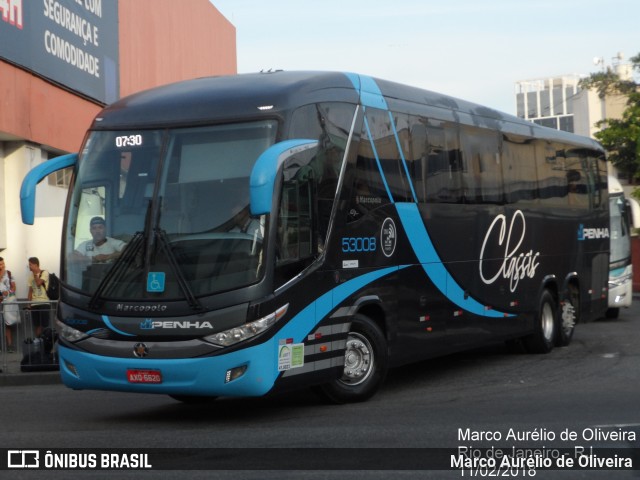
[57,342,279,397]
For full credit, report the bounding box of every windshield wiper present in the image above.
[88,231,145,311]
[155,228,203,312]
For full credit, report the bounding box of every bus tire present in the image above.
[605,308,620,319]
[523,290,557,354]
[313,314,388,404]
[557,285,579,347]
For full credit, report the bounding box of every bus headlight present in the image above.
[609,272,632,288]
[57,319,90,343]
[206,304,288,347]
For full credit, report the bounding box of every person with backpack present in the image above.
[27,257,50,337]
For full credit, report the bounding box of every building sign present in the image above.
[0,0,119,104]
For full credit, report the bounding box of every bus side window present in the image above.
[565,150,589,209]
[502,133,538,204]
[588,153,607,209]
[347,147,392,222]
[347,109,413,222]
[459,126,503,204]
[537,142,569,207]
[274,151,319,288]
[407,117,427,202]
[420,121,463,204]
[289,102,353,239]
[363,109,412,203]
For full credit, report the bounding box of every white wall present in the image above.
[573,89,602,138]
[2,142,66,298]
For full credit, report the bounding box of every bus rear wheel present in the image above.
[523,290,557,354]
[557,285,579,346]
[313,314,388,404]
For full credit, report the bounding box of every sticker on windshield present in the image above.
[147,272,166,293]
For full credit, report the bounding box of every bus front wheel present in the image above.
[523,290,557,354]
[313,314,388,404]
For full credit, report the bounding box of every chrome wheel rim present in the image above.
[561,300,576,336]
[541,302,555,341]
[339,332,374,386]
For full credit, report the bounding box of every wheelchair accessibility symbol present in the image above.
[147,272,166,292]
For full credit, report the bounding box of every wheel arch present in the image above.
[352,296,388,339]
[537,274,560,304]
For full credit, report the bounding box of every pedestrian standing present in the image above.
[0,257,17,352]
[27,257,50,337]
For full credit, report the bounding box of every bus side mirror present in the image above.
[249,139,318,215]
[20,153,78,225]
[628,197,640,229]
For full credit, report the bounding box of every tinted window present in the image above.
[459,126,503,204]
[290,102,356,240]
[362,108,412,203]
[537,142,569,207]
[565,150,589,208]
[502,134,538,204]
[420,120,463,203]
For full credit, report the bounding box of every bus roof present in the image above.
[93,71,359,129]
[91,71,603,151]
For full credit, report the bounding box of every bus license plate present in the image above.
[127,369,162,384]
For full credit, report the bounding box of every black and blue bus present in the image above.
[21,71,609,403]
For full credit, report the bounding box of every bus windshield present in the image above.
[610,194,631,265]
[64,120,278,300]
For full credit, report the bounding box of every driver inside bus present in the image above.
[71,216,126,264]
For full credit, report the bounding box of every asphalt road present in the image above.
[1,299,639,479]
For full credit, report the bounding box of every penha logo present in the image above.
[139,319,154,330]
[577,224,609,241]
[479,210,540,293]
[139,319,214,330]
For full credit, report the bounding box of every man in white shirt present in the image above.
[74,216,125,263]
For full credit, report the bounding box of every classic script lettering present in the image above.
[479,210,540,292]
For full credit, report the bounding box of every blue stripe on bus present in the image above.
[344,73,419,204]
[363,113,395,203]
[344,72,388,110]
[59,266,403,397]
[342,73,504,318]
[102,315,136,336]
[278,265,404,345]
[395,202,510,318]
[388,110,418,203]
